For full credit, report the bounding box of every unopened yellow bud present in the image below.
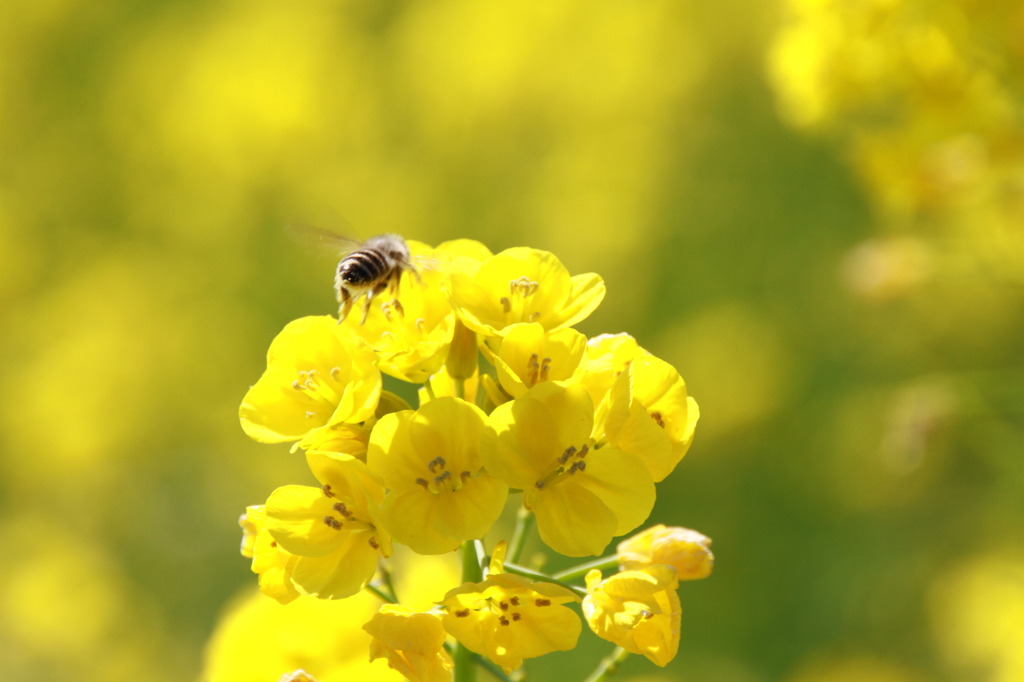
[618,524,714,580]
[446,319,479,380]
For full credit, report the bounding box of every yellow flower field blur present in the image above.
[1,0,1021,680]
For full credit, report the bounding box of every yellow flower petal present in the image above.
[531,480,618,557]
[288,532,382,599]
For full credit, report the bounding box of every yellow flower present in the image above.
[363,604,453,682]
[440,570,581,673]
[367,397,508,555]
[600,354,699,482]
[485,322,587,398]
[339,241,456,384]
[574,333,699,482]
[582,565,681,667]
[450,247,605,338]
[239,505,301,604]
[263,451,392,599]
[617,524,714,581]
[240,316,382,444]
[483,382,655,557]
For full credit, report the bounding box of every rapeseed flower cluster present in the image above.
[235,238,711,680]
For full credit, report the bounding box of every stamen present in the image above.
[330,367,342,382]
[499,616,510,626]
[499,601,509,611]
[527,353,540,385]
[527,311,541,322]
[322,484,335,498]
[511,613,522,622]
[538,442,592,488]
[415,478,430,489]
[324,516,342,530]
[509,277,539,297]
[368,537,380,549]
[539,357,552,381]
[333,502,352,518]
[651,410,666,428]
[535,598,551,607]
[460,471,472,483]
[500,296,512,313]
[455,609,471,618]
[510,596,520,606]
[382,299,405,323]
[428,457,446,473]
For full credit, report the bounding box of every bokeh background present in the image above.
[2,0,1022,680]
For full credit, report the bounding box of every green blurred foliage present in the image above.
[0,0,1021,680]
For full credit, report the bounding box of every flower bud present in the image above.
[618,524,713,580]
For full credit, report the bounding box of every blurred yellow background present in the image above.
[1,0,1022,680]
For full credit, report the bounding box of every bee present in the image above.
[334,233,419,323]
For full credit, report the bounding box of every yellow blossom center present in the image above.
[413,456,472,495]
[499,277,542,324]
[291,368,346,419]
[535,443,591,490]
[453,592,554,629]
[524,353,553,387]
[319,484,376,537]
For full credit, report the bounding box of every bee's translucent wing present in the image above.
[285,223,362,256]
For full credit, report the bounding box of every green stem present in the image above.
[506,506,534,565]
[551,555,619,583]
[501,562,587,598]
[379,561,399,603]
[583,646,631,682]
[364,582,396,603]
[453,540,483,682]
[424,381,438,401]
[444,644,514,682]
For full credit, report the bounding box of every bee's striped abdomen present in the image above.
[339,249,390,286]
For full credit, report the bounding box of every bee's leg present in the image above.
[361,280,390,324]
[337,289,353,323]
